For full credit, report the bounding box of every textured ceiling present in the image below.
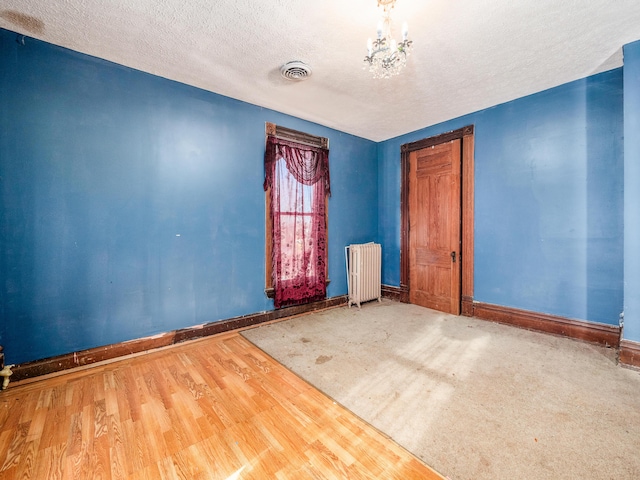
[2,0,640,141]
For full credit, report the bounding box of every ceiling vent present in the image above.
[280,61,312,81]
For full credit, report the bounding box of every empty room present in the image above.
[1,1,640,478]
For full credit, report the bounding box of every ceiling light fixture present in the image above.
[364,0,412,79]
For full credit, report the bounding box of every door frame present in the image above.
[400,125,475,316]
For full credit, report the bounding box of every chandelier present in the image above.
[364,0,413,79]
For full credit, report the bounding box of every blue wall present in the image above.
[624,40,640,342]
[379,69,624,326]
[0,29,378,364]
[0,26,632,365]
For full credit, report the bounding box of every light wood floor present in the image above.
[0,332,443,479]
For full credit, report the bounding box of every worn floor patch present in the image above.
[315,355,332,364]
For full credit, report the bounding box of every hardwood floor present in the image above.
[0,332,443,479]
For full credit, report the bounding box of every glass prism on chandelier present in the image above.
[364,0,413,79]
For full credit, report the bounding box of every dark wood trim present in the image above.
[620,339,640,369]
[381,284,409,303]
[461,295,474,317]
[401,125,474,153]
[461,133,474,306]
[265,186,273,290]
[400,125,475,310]
[471,302,621,347]
[400,145,410,291]
[12,295,348,383]
[266,122,329,149]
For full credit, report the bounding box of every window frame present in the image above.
[264,122,330,299]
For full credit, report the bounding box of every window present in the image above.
[264,123,330,308]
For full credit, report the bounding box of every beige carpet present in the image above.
[241,300,640,480]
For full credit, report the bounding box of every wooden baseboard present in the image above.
[620,339,640,369]
[461,296,474,317]
[12,295,347,382]
[381,285,409,303]
[471,302,621,348]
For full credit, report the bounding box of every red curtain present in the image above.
[264,135,330,308]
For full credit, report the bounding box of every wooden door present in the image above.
[409,139,462,314]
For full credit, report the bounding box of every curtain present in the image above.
[264,135,330,308]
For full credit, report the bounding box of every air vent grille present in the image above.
[280,61,312,81]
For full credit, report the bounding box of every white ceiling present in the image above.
[2,1,640,141]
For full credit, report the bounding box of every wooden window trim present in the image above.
[266,122,329,149]
[264,123,330,299]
